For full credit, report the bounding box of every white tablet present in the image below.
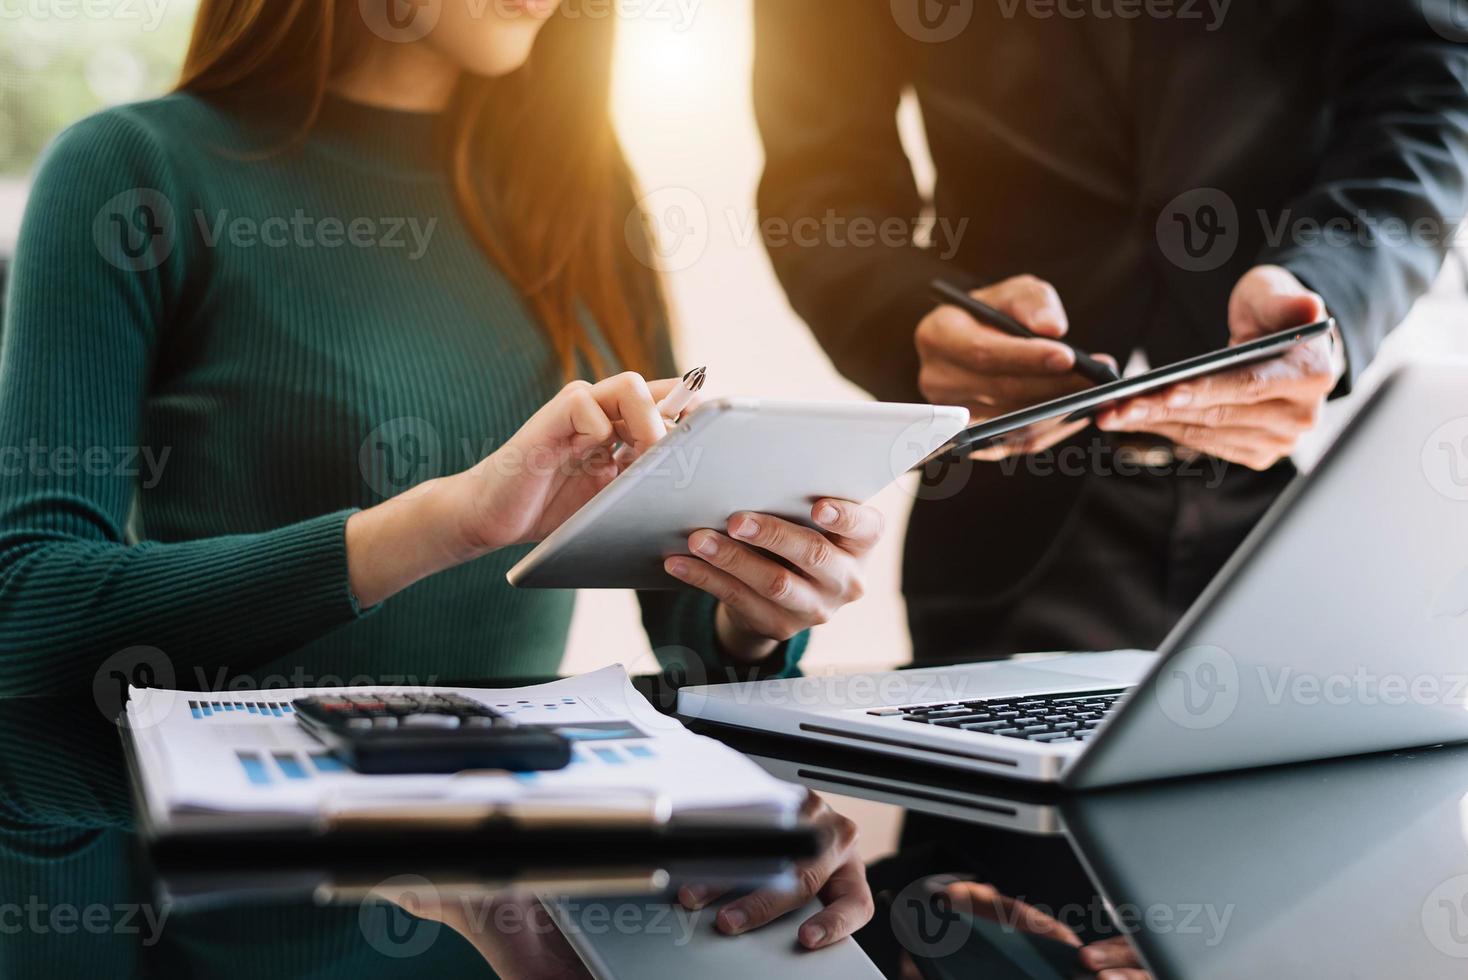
[507,399,969,590]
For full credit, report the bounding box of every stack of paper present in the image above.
[124,666,804,836]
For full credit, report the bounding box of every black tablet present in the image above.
[929,319,1336,460]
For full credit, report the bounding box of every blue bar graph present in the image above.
[236,752,270,785]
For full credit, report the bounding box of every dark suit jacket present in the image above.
[754,0,1468,659]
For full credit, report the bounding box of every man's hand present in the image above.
[916,275,1115,458]
[1097,265,1343,471]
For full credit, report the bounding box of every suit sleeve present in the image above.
[754,0,949,404]
[1261,2,1468,392]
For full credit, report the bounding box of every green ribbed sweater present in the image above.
[0,93,789,694]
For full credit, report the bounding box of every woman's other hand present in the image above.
[665,498,883,663]
[678,791,874,950]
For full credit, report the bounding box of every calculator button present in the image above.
[401,713,460,729]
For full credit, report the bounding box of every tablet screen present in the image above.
[930,320,1335,460]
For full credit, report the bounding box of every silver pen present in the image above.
[613,366,707,467]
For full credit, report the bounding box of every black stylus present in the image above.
[930,279,1121,386]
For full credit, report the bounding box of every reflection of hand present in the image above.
[1098,265,1341,470]
[374,886,591,980]
[1078,935,1152,979]
[666,499,884,664]
[944,881,1082,946]
[945,882,1152,979]
[915,275,1116,459]
[677,791,874,949]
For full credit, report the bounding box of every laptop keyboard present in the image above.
[869,689,1131,744]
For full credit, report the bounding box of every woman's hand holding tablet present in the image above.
[347,373,899,668]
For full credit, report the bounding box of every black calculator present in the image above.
[291,692,573,775]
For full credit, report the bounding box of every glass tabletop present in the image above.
[6,673,1468,978]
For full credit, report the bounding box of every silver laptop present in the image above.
[677,362,1468,789]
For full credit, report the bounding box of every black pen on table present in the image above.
[930,279,1121,386]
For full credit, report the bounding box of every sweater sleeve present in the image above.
[0,109,366,697]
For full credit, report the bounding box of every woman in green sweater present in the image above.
[0,0,882,955]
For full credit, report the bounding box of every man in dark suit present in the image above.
[754,0,1468,662]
